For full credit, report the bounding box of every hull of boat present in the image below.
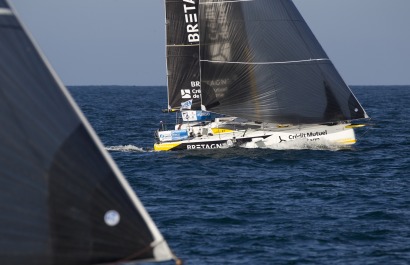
[154,123,359,151]
[245,124,357,149]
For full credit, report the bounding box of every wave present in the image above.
[105,145,146,152]
[242,138,353,151]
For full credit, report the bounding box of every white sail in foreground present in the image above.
[0,1,176,264]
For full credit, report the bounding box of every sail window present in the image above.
[104,210,121,226]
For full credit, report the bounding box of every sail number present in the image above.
[183,0,199,43]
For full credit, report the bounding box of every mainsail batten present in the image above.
[200,58,331,65]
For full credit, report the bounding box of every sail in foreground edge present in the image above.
[0,1,174,264]
[199,0,368,124]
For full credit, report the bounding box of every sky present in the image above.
[10,0,410,86]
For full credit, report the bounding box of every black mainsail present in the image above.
[198,0,368,124]
[0,1,174,264]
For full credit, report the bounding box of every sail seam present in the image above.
[200,58,330,65]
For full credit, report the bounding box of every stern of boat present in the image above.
[256,123,361,148]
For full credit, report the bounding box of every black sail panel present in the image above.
[48,124,156,264]
[0,1,173,264]
[166,0,202,110]
[199,0,368,124]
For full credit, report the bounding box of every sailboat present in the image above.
[0,1,179,264]
[154,0,368,151]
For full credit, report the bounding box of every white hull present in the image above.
[243,124,356,149]
[154,119,359,151]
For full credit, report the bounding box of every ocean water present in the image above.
[69,86,410,265]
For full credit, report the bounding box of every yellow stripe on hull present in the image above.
[154,142,181,151]
[345,124,366,129]
[337,139,357,145]
[211,128,234,134]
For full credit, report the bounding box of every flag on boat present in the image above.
[181,99,193,110]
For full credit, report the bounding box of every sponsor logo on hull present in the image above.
[187,143,224,149]
[156,136,270,151]
[288,130,328,140]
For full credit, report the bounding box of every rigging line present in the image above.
[115,244,153,264]
[114,238,181,264]
[200,0,253,4]
[167,44,199,47]
[200,58,330,65]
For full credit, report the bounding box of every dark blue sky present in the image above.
[11,0,410,85]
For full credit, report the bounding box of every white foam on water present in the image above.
[242,138,351,151]
[105,145,146,152]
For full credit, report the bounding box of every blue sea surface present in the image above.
[69,86,410,265]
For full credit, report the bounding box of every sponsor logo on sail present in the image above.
[181,89,192,99]
[183,0,199,43]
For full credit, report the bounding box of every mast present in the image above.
[164,0,171,110]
